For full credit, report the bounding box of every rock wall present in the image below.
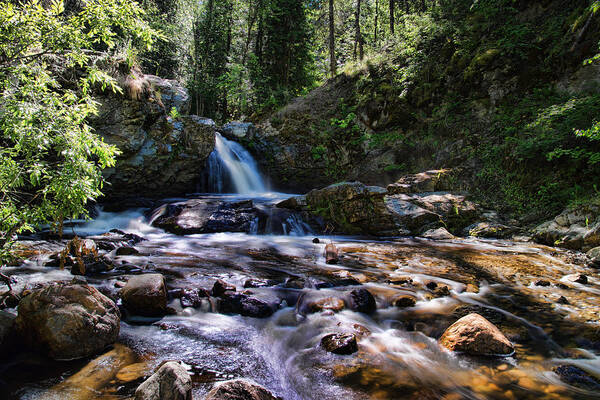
[91,73,215,199]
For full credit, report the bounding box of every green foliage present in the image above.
[0,0,158,261]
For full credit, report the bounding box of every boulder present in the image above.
[439,313,514,356]
[348,289,376,314]
[587,246,600,267]
[278,181,480,236]
[15,283,120,360]
[321,333,358,355]
[179,288,207,308]
[422,227,455,240]
[121,274,167,317]
[533,206,600,251]
[393,295,417,308]
[219,293,276,318]
[206,378,280,400]
[135,361,192,400]
[151,199,264,235]
[305,297,346,314]
[324,243,339,264]
[115,245,140,256]
[0,310,16,355]
[212,279,236,297]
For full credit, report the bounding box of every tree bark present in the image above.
[355,0,363,61]
[329,0,336,76]
[390,0,395,35]
[374,0,379,44]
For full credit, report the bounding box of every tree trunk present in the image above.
[374,0,378,44]
[355,0,363,61]
[390,0,395,35]
[329,0,336,76]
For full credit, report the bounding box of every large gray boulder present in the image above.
[15,283,120,360]
[135,361,192,400]
[205,379,280,400]
[151,199,264,235]
[278,181,479,236]
[120,274,167,317]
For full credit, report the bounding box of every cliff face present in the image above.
[90,73,215,200]
[249,1,600,221]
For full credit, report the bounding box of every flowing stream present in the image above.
[1,135,600,400]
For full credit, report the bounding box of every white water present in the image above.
[206,133,266,194]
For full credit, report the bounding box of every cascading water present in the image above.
[205,132,266,194]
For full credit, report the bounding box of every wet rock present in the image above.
[135,361,192,400]
[426,281,438,290]
[434,285,451,297]
[553,365,600,391]
[212,279,236,297]
[352,323,371,338]
[44,344,137,400]
[388,277,413,285]
[325,243,339,264]
[179,289,204,308]
[15,282,120,360]
[46,237,114,275]
[321,333,358,355]
[393,295,417,308]
[205,378,280,400]
[0,310,16,355]
[284,277,305,289]
[312,238,320,244]
[439,313,514,356]
[348,288,376,314]
[565,274,588,284]
[219,293,275,318]
[116,245,140,256]
[557,296,570,305]
[306,297,345,313]
[535,280,551,287]
[151,199,264,235]
[243,279,276,288]
[121,274,167,317]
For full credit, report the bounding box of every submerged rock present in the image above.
[135,361,192,400]
[321,333,358,355]
[348,288,376,314]
[121,274,167,317]
[15,282,120,360]
[439,313,514,356]
[553,365,600,391]
[151,199,264,235]
[205,378,280,400]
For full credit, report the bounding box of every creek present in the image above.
[1,134,599,400]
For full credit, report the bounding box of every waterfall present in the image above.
[205,132,266,194]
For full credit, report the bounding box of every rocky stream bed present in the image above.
[0,190,600,400]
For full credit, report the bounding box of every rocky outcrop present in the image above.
[206,379,280,400]
[120,274,167,317]
[534,205,600,251]
[15,282,120,360]
[278,179,480,236]
[151,199,264,235]
[91,72,215,198]
[439,313,514,356]
[135,361,192,400]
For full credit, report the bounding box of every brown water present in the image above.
[1,196,600,400]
